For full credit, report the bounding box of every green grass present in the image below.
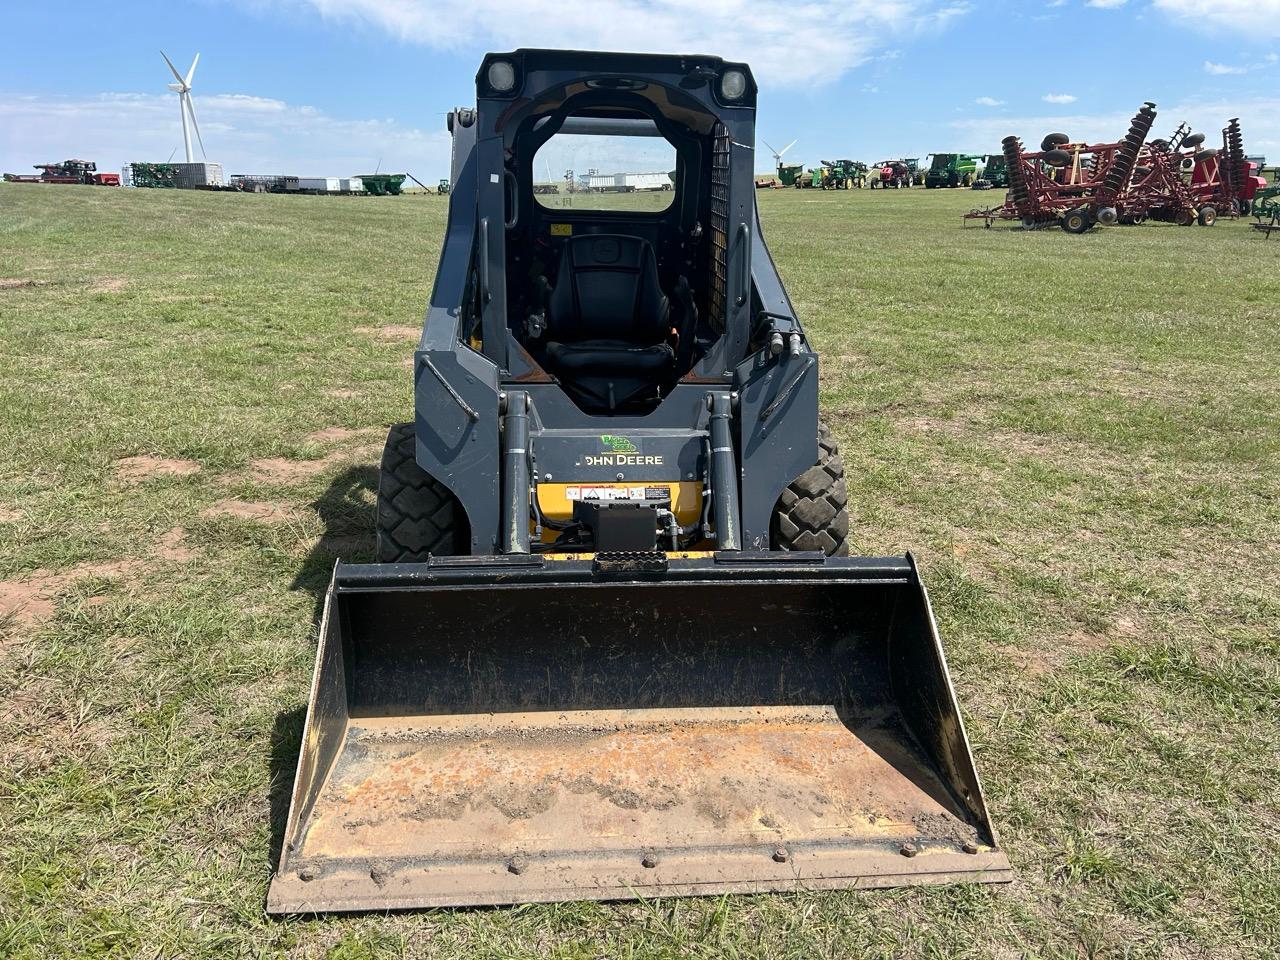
[1,182,1278,958]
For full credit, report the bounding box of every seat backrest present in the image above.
[547,235,669,344]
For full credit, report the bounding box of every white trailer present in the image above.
[585,171,672,193]
[621,172,671,191]
[298,177,342,193]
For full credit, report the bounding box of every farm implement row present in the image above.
[966,104,1266,233]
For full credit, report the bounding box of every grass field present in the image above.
[1,182,1278,959]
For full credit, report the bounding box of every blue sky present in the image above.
[2,0,1277,180]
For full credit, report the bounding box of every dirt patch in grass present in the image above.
[114,455,200,483]
[92,276,129,293]
[0,506,21,523]
[201,500,289,522]
[250,444,379,484]
[304,426,374,444]
[0,560,142,628]
[250,457,330,484]
[0,277,50,290]
[325,388,361,399]
[356,324,421,341]
[154,527,197,562]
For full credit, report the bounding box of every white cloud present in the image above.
[1153,0,1280,36]
[0,91,450,180]
[1204,60,1247,75]
[279,0,973,88]
[949,96,1280,156]
[1042,93,1078,104]
[1086,0,1127,7]
[975,96,1005,106]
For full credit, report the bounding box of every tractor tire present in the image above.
[1041,133,1070,150]
[771,421,849,557]
[1198,205,1217,226]
[376,422,469,561]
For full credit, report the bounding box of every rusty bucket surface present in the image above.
[267,554,1011,912]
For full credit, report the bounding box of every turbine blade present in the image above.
[780,139,797,157]
[763,139,778,156]
[185,53,200,87]
[161,50,186,86]
[186,95,207,161]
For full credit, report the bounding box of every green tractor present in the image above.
[818,159,866,189]
[925,153,980,189]
[973,154,1007,190]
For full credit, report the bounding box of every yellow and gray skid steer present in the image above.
[268,49,1011,913]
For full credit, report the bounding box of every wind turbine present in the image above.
[763,138,798,170]
[161,51,205,163]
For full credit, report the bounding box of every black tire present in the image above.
[376,422,468,561]
[771,422,849,557]
[1062,208,1092,234]
[1182,132,1205,149]
[1041,133,1070,151]
[1198,205,1217,227]
[1043,149,1072,168]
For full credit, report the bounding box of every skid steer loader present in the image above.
[268,49,1011,913]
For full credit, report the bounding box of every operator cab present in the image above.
[497,83,733,413]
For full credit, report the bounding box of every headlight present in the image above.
[719,69,747,101]
[487,60,517,93]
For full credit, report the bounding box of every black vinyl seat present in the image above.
[543,235,675,377]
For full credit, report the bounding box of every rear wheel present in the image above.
[376,422,469,561]
[771,421,849,557]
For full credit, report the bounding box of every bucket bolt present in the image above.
[641,855,658,869]
[772,846,789,863]
[507,855,528,875]
[900,843,919,858]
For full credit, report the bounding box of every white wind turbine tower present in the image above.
[161,51,205,163]
[762,138,798,170]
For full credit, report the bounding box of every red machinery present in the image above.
[967,102,1230,232]
[968,102,1159,232]
[869,160,912,189]
[1186,119,1267,216]
[3,159,119,186]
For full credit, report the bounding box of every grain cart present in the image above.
[359,173,407,195]
[777,161,804,186]
[268,49,1010,914]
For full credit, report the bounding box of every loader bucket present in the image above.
[268,553,1011,913]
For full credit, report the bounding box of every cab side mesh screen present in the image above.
[709,123,729,333]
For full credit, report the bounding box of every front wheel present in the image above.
[376,422,469,561]
[771,422,849,557]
